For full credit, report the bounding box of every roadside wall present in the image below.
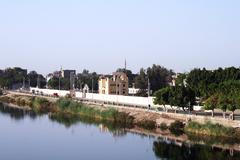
[30,88,155,108]
[30,88,70,97]
[84,93,154,107]
[30,88,203,110]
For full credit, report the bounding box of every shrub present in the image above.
[137,120,156,130]
[169,120,184,136]
[159,123,168,131]
[112,111,134,128]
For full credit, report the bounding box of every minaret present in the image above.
[124,58,127,72]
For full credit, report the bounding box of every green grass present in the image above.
[55,98,134,128]
[185,121,236,138]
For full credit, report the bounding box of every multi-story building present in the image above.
[99,72,128,96]
[61,69,76,78]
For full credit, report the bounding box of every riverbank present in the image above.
[0,94,160,130]
[1,93,240,145]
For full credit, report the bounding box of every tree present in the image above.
[146,64,174,93]
[27,71,46,88]
[134,68,148,96]
[227,94,240,120]
[204,95,218,117]
[0,67,27,89]
[48,77,69,90]
[154,86,195,112]
[172,86,195,112]
[154,87,171,111]
[217,94,228,118]
[186,67,240,98]
[175,73,187,86]
[76,70,99,92]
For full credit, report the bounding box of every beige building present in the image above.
[99,72,128,95]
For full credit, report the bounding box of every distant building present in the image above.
[128,83,140,95]
[170,74,177,86]
[83,84,89,93]
[46,73,54,82]
[61,69,76,78]
[99,72,128,95]
[128,87,140,95]
[49,68,76,79]
[169,73,187,87]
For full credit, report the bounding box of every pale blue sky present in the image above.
[0,0,239,75]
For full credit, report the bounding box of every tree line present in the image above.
[0,65,174,94]
[0,68,46,89]
[154,67,240,119]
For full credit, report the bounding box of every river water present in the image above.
[0,103,239,160]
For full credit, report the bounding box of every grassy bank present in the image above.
[0,95,156,129]
[185,121,240,143]
[54,98,135,128]
[2,94,239,143]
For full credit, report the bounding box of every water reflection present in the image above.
[49,112,128,137]
[153,138,240,160]
[0,103,37,120]
[0,103,240,160]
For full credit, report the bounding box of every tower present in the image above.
[124,58,127,71]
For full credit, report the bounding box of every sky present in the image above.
[0,0,239,75]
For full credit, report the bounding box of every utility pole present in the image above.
[22,77,25,89]
[70,72,75,91]
[59,66,62,90]
[59,76,61,90]
[79,78,82,91]
[37,75,40,88]
[188,101,191,115]
[28,78,31,88]
[92,78,94,93]
[147,77,151,97]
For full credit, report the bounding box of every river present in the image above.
[0,103,239,160]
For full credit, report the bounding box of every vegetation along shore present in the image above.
[0,93,240,144]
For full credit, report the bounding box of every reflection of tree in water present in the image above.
[49,113,127,137]
[0,103,37,120]
[187,133,240,146]
[153,138,240,160]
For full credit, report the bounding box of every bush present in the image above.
[169,120,184,136]
[159,123,168,131]
[137,120,156,130]
[112,111,134,128]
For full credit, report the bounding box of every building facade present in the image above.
[99,72,128,96]
[61,69,76,78]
